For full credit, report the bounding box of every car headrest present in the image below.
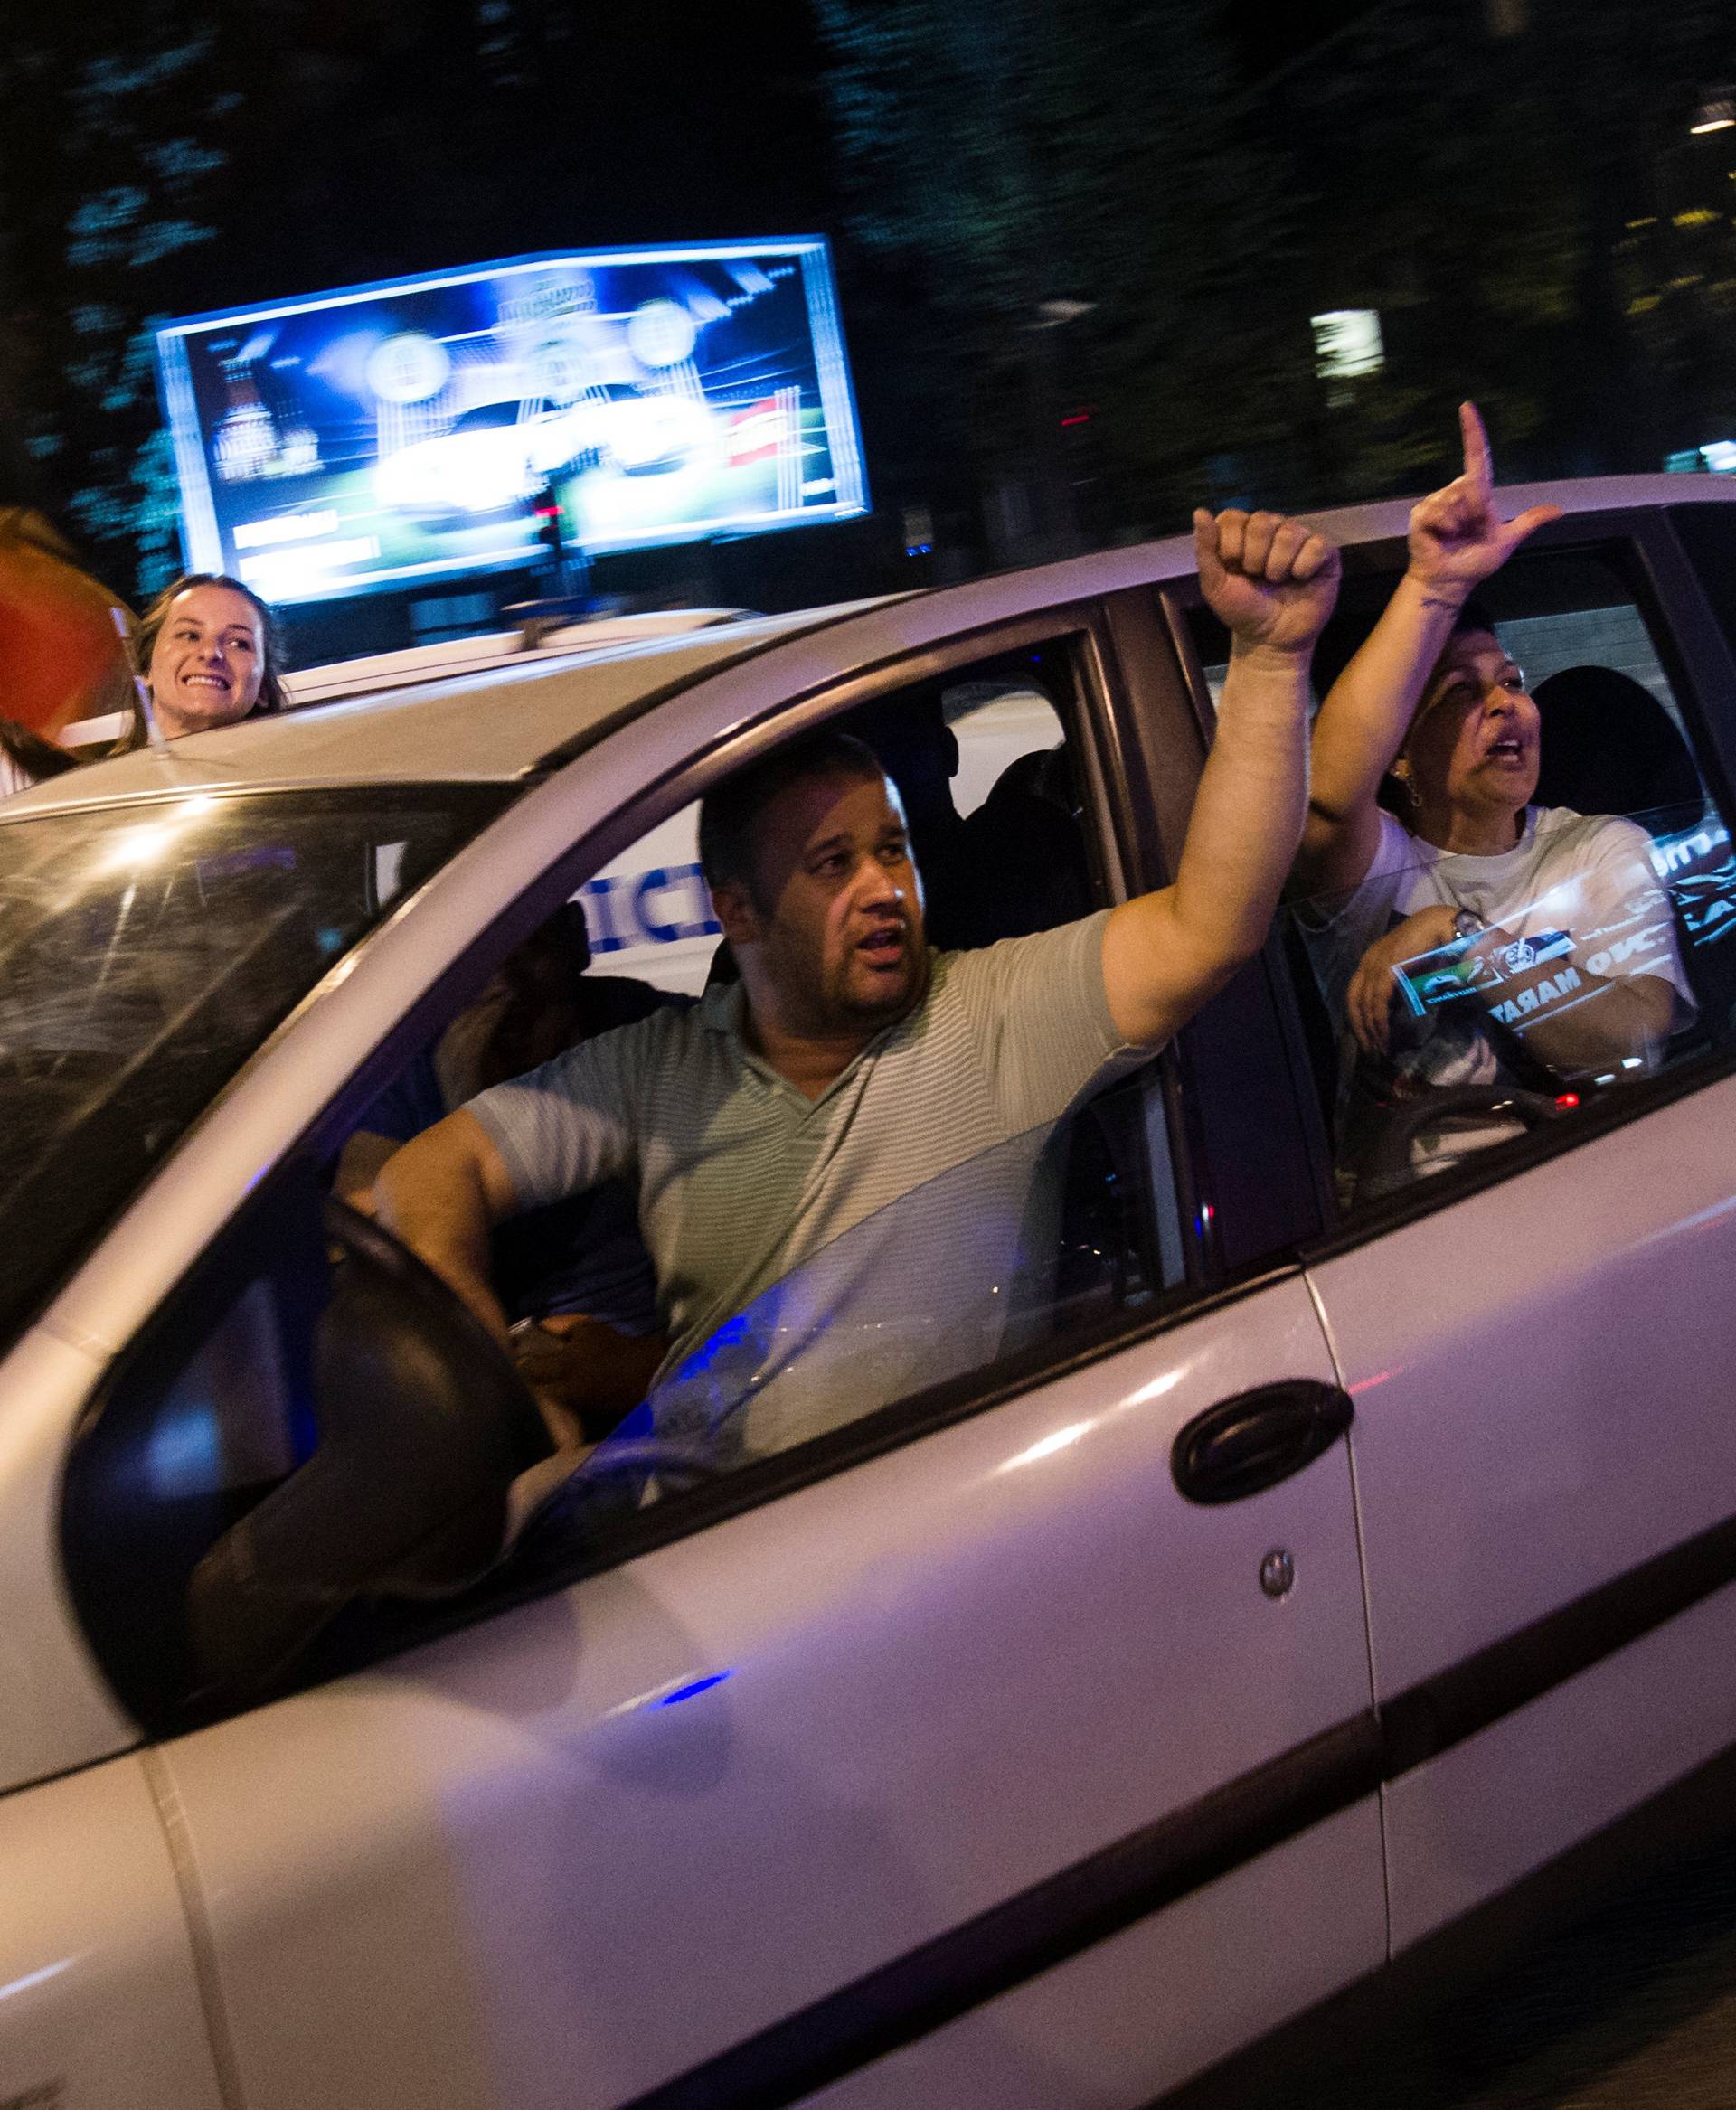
[1532,665,1701,818]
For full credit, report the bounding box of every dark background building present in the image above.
[1,0,1732,661]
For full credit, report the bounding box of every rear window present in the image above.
[0,785,509,1345]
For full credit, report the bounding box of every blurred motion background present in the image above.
[1,0,1732,655]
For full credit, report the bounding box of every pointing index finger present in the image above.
[1459,400,1493,496]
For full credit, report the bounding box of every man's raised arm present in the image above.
[374,1108,524,1343]
[1100,505,1340,1049]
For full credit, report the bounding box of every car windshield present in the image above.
[0,784,510,1346]
[453,402,524,432]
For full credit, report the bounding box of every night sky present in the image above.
[225,0,842,312]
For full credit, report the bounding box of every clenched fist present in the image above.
[1194,506,1341,656]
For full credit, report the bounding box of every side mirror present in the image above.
[188,1199,547,1698]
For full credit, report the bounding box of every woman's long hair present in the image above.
[0,717,80,784]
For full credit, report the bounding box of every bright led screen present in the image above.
[156,238,868,603]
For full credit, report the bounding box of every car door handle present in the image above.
[1171,1380,1354,1505]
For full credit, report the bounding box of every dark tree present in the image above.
[0,2,240,589]
[817,0,1316,557]
[1261,0,1735,486]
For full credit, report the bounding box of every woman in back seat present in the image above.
[1290,403,1694,1195]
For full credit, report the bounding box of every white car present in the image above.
[374,389,715,517]
[6,478,1736,2110]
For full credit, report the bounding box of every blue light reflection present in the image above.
[657,1672,734,1708]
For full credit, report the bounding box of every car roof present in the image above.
[278,607,762,706]
[11,473,1734,821]
[8,602,875,815]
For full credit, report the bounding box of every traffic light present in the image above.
[533,485,566,562]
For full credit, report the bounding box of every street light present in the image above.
[1690,90,1734,136]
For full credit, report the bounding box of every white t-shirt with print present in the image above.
[1301,805,1694,1183]
[1316,806,1691,1026]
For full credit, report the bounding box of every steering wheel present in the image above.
[505,1432,727,1578]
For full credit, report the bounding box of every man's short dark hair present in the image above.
[698,729,885,901]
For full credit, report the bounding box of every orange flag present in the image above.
[0,508,136,737]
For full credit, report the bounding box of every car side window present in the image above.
[484,629,1193,1552]
[62,1175,329,1729]
[1191,544,1736,1216]
[576,647,1083,993]
[513,1095,1184,1568]
[459,632,1185,1446]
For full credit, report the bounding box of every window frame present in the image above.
[67,591,1297,1731]
[1170,506,1736,1268]
[1111,582,1339,1276]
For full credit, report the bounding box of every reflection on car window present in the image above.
[1288,800,1735,1207]
[146,1276,307,1502]
[1242,548,1736,1215]
[530,1063,1184,1531]
[0,785,507,1346]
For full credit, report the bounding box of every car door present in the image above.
[0,1754,229,2110]
[0,1374,225,2110]
[1275,509,1736,1955]
[58,598,1384,2110]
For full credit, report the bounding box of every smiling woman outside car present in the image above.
[0,569,288,790]
[125,571,288,742]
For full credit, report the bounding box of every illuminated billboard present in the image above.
[155,238,868,604]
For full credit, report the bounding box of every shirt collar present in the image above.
[698,973,922,1104]
[698,977,746,1040]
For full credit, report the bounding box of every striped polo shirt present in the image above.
[469,908,1141,1455]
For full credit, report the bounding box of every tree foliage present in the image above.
[0,5,239,589]
[823,0,1736,541]
[817,0,1317,546]
[1262,0,1734,485]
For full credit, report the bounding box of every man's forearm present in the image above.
[1169,638,1312,962]
[375,1126,513,1344]
[1102,503,1337,1049]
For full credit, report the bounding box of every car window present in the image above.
[510,1080,1183,1559]
[0,786,509,1349]
[1283,796,1728,1208]
[579,645,1080,996]
[1667,503,1736,675]
[1218,542,1736,1218]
